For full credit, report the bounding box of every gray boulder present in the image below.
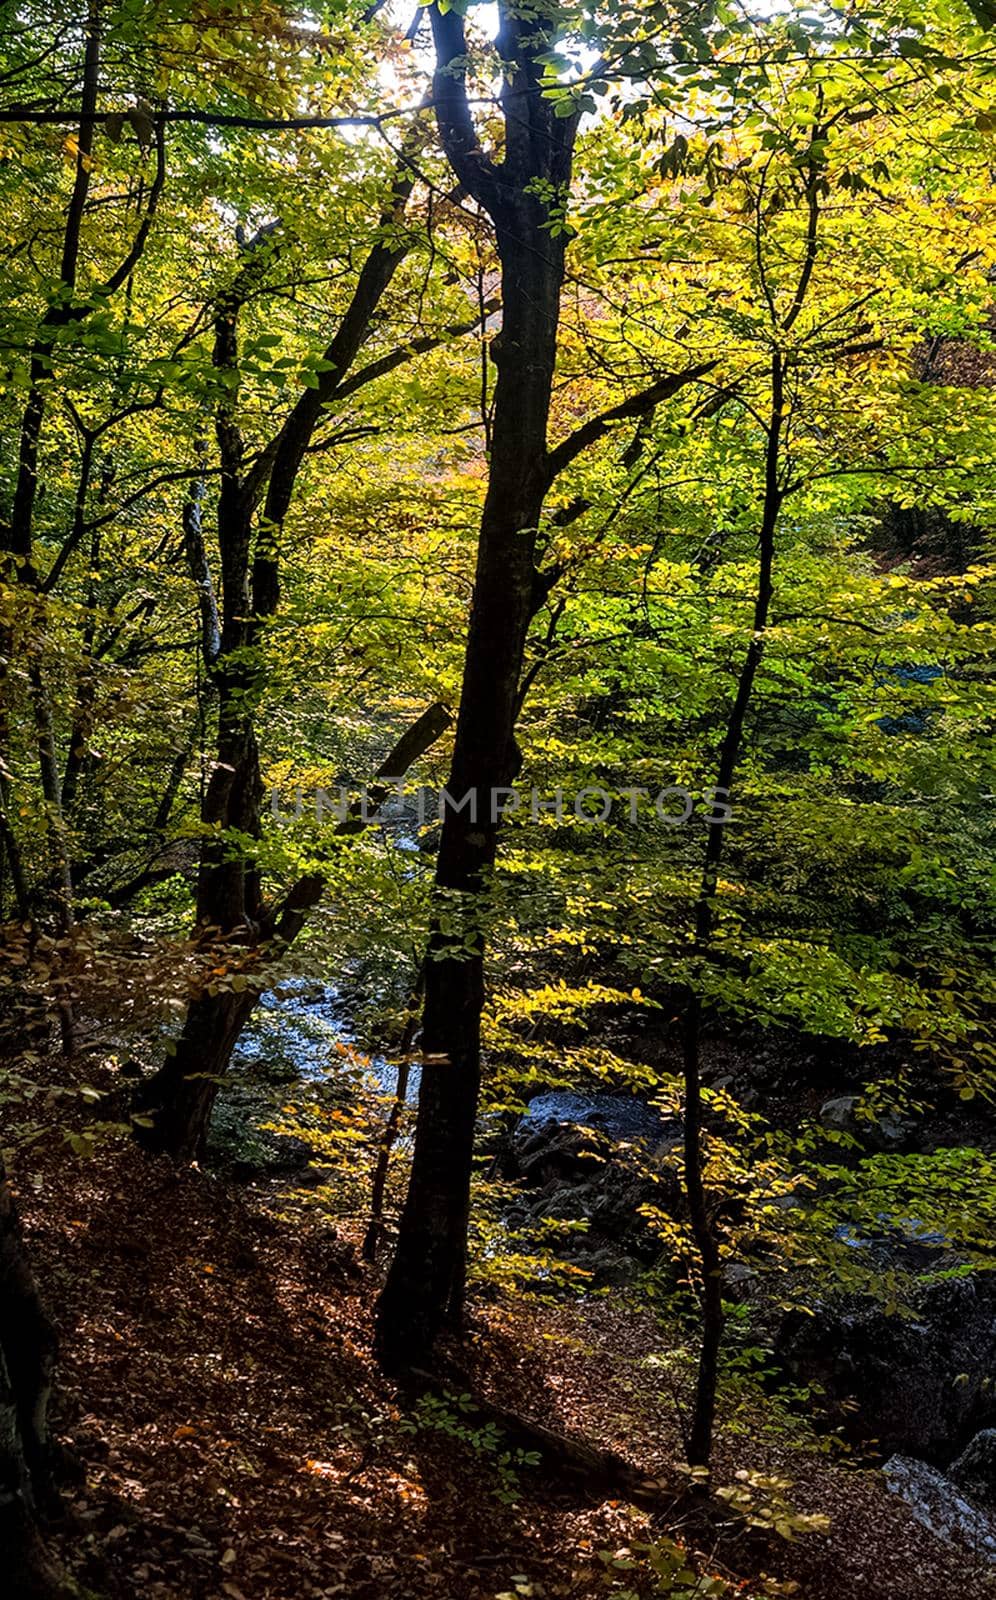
[819,1094,911,1149]
[777,1275,996,1456]
[884,1455,996,1564]
[510,1092,679,1184]
[507,1093,682,1272]
[951,1430,996,1509]
[820,1094,861,1132]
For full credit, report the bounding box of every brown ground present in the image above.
[15,1136,988,1600]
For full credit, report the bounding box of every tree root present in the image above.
[408,1367,675,1511]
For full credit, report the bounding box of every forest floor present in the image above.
[18,1137,990,1600]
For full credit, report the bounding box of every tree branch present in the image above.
[0,106,408,131]
[544,362,716,485]
[333,297,500,403]
[261,701,452,942]
[245,143,425,529]
[428,5,503,212]
[100,116,167,297]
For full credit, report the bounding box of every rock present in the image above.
[820,1095,860,1131]
[578,1248,642,1287]
[507,1093,682,1272]
[819,1095,912,1149]
[777,1275,996,1457]
[510,1092,678,1185]
[831,1215,952,1272]
[877,1114,912,1147]
[521,1090,669,1140]
[721,1262,759,1302]
[950,1430,996,1509]
[883,1455,996,1563]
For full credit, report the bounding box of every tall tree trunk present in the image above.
[375,2,577,1373]
[134,242,275,1159]
[680,122,824,1466]
[133,154,469,1160]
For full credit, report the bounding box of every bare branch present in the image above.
[544,362,716,485]
[334,296,500,402]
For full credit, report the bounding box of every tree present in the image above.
[474,18,996,1464]
[0,0,164,1004]
[134,147,493,1159]
[375,0,709,1373]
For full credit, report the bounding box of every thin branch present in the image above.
[0,105,411,131]
[100,117,167,297]
[782,109,824,335]
[333,297,500,402]
[544,362,715,485]
[773,610,891,636]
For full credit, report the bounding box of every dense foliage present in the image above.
[1,1,995,1595]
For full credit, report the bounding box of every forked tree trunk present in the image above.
[136,706,450,1161]
[375,3,578,1373]
[132,277,266,1159]
[133,157,469,1161]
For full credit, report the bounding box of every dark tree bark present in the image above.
[681,351,783,1469]
[679,124,830,1468]
[0,4,99,943]
[132,984,261,1162]
[374,1,580,1373]
[135,704,451,1161]
[362,971,424,1261]
[0,1159,71,1599]
[374,3,713,1375]
[134,129,489,1160]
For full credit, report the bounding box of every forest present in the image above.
[1,0,995,1595]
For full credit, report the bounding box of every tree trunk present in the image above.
[134,174,443,1160]
[681,349,784,1470]
[682,996,725,1470]
[376,220,566,1365]
[136,706,450,1160]
[363,976,423,1261]
[375,0,576,1364]
[0,4,162,936]
[0,1160,71,1599]
[0,6,99,941]
[133,985,259,1162]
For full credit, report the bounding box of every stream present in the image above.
[234,978,421,1099]
[207,978,421,1175]
[219,981,996,1554]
